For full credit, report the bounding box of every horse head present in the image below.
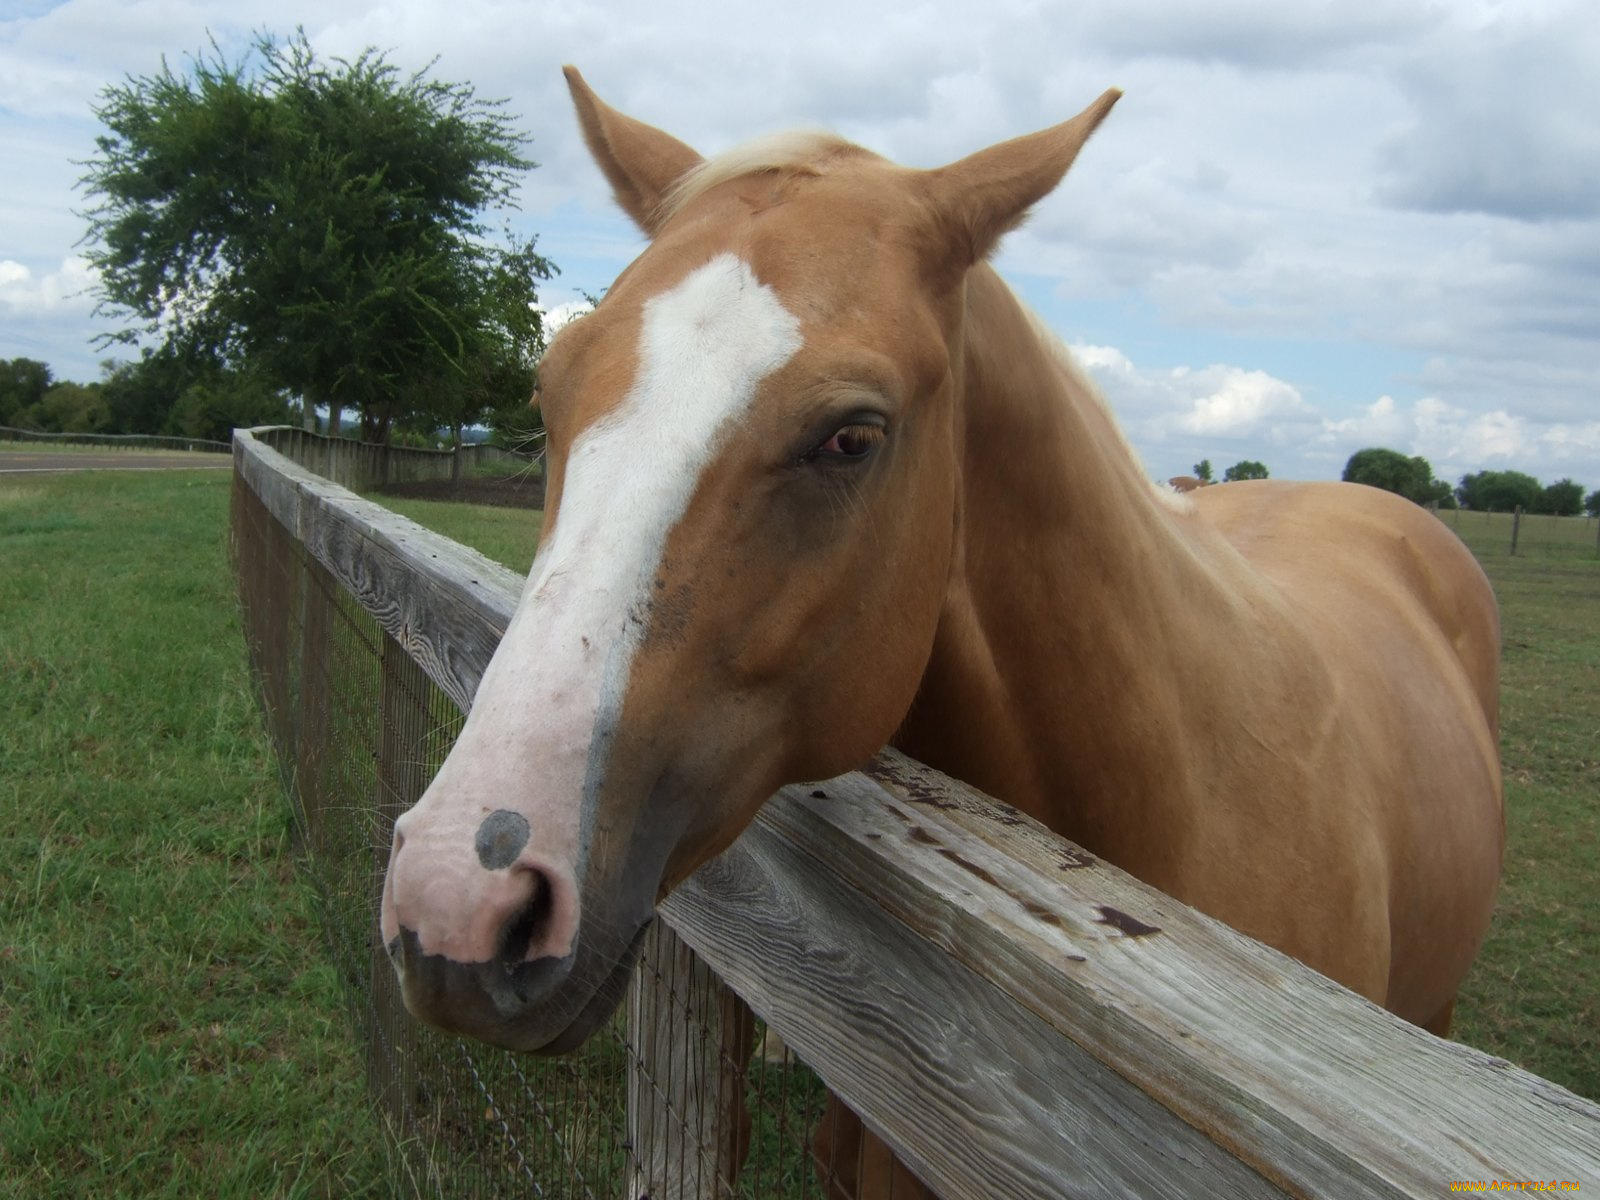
[379,67,1119,1052]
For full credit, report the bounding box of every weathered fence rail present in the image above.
[249,425,537,492]
[231,426,1600,1198]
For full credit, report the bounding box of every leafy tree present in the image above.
[18,382,111,433]
[1341,447,1446,505]
[1192,458,1214,484]
[1534,478,1584,517]
[0,358,53,427]
[1457,469,1541,512]
[164,379,291,442]
[1223,460,1269,482]
[1586,489,1600,519]
[79,30,549,443]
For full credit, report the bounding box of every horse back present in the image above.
[1190,478,1503,1022]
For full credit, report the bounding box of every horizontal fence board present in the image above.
[664,815,1290,1199]
[235,430,520,710]
[234,425,1600,1199]
[683,761,1600,1198]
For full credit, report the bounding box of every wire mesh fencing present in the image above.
[230,457,869,1199]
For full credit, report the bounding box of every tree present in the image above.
[0,358,53,427]
[1223,460,1269,482]
[17,382,110,433]
[1341,447,1446,505]
[404,229,554,449]
[1534,478,1583,517]
[80,31,549,443]
[1193,458,1214,484]
[1586,489,1600,519]
[1457,469,1541,513]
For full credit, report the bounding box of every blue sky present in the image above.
[2,0,1597,488]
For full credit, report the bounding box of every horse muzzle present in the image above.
[379,801,653,1053]
[383,920,649,1054]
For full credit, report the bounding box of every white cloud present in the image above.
[1074,344,1315,441]
[0,0,1596,489]
[1320,395,1411,447]
[540,299,594,336]
[0,257,96,315]
[1377,4,1600,220]
[1175,367,1316,437]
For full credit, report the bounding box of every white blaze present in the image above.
[385,253,803,962]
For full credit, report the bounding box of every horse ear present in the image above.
[923,88,1121,268]
[563,66,705,237]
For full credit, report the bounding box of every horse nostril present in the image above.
[497,869,553,965]
[475,809,531,870]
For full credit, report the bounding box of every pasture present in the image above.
[0,469,390,1197]
[1440,510,1599,1098]
[0,468,1594,1197]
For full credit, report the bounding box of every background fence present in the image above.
[231,426,1600,1198]
[0,424,231,452]
[248,425,539,492]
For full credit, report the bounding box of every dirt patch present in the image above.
[376,474,544,509]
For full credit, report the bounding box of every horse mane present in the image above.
[1013,298,1196,516]
[661,130,865,222]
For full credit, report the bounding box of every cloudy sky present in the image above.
[3,0,1596,486]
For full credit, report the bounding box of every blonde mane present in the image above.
[1015,298,1196,516]
[661,130,865,221]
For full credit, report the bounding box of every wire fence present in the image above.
[1437,505,1600,558]
[230,453,862,1198]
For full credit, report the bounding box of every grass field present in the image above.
[1,472,1594,1198]
[0,470,391,1198]
[0,438,230,456]
[368,492,543,572]
[1440,511,1599,1099]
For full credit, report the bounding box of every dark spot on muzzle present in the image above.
[475,809,531,870]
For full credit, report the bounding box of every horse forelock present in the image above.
[660,130,866,222]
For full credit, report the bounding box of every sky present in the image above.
[2,0,1597,487]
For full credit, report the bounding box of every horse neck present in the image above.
[897,268,1261,866]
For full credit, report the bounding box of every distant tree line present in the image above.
[1188,458,1270,485]
[1342,447,1598,518]
[61,29,553,449]
[0,352,292,443]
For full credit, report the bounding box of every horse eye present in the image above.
[812,424,885,461]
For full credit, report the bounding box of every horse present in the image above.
[380,67,1504,1197]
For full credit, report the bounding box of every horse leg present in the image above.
[1422,997,1456,1038]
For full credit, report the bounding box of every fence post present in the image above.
[627,920,756,1200]
[1510,505,1522,556]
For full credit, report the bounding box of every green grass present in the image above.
[0,439,227,457]
[0,471,390,1198]
[368,493,543,573]
[1444,513,1599,1099]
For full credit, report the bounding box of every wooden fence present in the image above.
[249,425,537,492]
[231,425,1600,1198]
[0,424,230,452]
